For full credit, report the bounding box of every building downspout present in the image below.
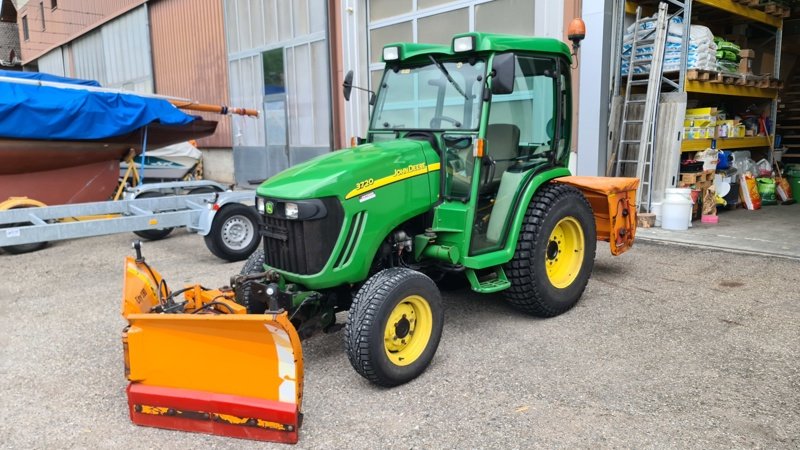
[328,0,345,151]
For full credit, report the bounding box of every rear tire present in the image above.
[132,191,174,241]
[204,203,261,262]
[345,268,444,387]
[504,183,596,317]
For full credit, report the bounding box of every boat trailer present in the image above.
[0,181,260,261]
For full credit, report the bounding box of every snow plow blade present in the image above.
[121,254,303,444]
[555,176,639,256]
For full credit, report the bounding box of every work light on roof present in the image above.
[383,46,399,61]
[453,36,474,52]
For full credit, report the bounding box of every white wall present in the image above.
[576,0,614,176]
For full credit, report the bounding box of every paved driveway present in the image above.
[1,232,798,448]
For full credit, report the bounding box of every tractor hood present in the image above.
[256,139,440,200]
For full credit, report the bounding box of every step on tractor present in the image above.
[121,27,639,444]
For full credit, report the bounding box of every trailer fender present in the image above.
[554,176,639,256]
[0,197,47,211]
[194,192,256,236]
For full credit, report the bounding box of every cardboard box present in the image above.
[739,49,755,59]
[755,51,774,76]
[738,57,752,74]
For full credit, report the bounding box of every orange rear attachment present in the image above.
[121,254,303,444]
[555,176,639,256]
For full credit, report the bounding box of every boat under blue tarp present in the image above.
[0,70,197,141]
[0,71,217,206]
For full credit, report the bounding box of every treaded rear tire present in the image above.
[238,248,266,313]
[504,183,596,317]
[345,268,444,387]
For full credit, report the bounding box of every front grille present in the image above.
[261,197,344,275]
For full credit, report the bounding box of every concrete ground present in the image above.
[1,232,798,449]
[638,203,800,260]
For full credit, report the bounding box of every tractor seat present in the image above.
[485,123,521,183]
[449,123,521,196]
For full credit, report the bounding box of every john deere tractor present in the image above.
[120,31,638,444]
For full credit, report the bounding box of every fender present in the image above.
[0,197,48,211]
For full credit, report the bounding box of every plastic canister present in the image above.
[789,175,800,202]
[661,188,693,231]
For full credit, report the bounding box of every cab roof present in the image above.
[381,32,572,63]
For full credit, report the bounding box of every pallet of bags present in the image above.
[621,20,717,76]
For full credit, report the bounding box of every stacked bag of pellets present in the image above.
[621,14,717,76]
[713,37,740,73]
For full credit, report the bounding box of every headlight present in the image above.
[453,36,474,53]
[256,196,266,213]
[383,46,399,61]
[284,202,299,220]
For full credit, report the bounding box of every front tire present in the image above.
[237,249,266,313]
[204,203,261,261]
[504,183,596,317]
[345,268,444,387]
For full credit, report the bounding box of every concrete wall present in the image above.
[201,148,235,184]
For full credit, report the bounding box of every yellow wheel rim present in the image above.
[383,295,433,367]
[545,216,585,289]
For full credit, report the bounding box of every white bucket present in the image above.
[661,188,693,231]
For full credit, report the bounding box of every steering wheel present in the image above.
[430,115,462,128]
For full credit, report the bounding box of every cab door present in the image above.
[468,54,562,255]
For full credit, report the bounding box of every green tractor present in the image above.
[244,31,639,385]
[120,31,638,443]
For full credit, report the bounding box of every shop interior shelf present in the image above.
[681,135,771,152]
[694,0,783,28]
[685,81,778,99]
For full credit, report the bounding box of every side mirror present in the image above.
[490,53,515,95]
[343,70,354,101]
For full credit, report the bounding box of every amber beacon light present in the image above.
[567,17,586,50]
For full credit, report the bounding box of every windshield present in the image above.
[371,58,486,131]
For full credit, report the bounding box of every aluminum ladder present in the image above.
[614,3,676,213]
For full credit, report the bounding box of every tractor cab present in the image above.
[352,33,576,273]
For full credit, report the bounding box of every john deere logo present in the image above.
[265,201,274,214]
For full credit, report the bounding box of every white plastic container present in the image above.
[651,202,662,227]
[661,188,693,231]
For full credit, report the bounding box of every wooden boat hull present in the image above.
[0,160,120,205]
[0,120,217,175]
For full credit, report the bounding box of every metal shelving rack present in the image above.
[612,0,784,172]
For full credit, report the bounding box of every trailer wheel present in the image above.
[132,192,174,241]
[238,248,266,313]
[204,203,261,262]
[345,268,444,387]
[504,183,596,317]
[1,205,48,255]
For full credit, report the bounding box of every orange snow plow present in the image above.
[121,243,303,444]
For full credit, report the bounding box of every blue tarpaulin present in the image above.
[0,68,101,86]
[0,72,197,141]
